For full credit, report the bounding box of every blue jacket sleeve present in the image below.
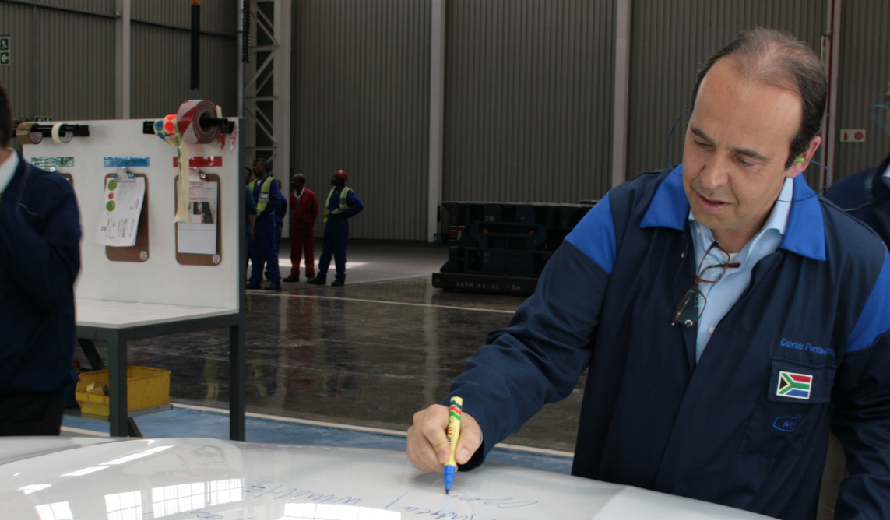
[833,252,890,519]
[446,196,616,469]
[271,178,287,217]
[0,171,81,311]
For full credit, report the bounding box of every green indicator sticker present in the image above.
[106,201,116,212]
[107,179,117,191]
[31,157,74,168]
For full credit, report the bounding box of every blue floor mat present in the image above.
[63,406,573,475]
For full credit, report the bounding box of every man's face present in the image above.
[293,177,305,191]
[682,59,814,251]
[253,161,267,178]
[330,175,340,186]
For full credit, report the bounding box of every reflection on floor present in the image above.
[66,240,583,472]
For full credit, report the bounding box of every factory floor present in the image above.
[66,239,583,466]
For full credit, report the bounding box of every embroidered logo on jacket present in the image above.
[776,371,813,400]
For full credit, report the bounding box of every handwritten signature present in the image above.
[384,490,539,519]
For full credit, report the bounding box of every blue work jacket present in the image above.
[825,154,890,245]
[323,186,363,225]
[0,152,81,394]
[449,167,890,520]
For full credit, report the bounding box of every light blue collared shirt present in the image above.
[0,148,18,194]
[690,177,795,362]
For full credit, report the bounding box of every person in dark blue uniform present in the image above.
[308,170,363,287]
[251,159,287,283]
[0,81,82,435]
[247,158,286,290]
[825,97,890,244]
[826,153,890,243]
[407,30,890,520]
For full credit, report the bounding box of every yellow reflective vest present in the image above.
[323,187,353,223]
[249,176,275,214]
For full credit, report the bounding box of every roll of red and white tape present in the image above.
[51,123,73,144]
[176,99,220,144]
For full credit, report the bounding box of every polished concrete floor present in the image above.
[74,239,584,453]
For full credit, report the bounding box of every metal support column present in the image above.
[114,0,131,119]
[243,0,291,216]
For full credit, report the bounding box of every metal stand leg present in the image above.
[108,332,128,437]
[230,324,246,440]
[127,418,142,437]
[77,339,105,370]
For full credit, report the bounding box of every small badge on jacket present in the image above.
[776,371,813,400]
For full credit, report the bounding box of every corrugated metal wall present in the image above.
[7,1,887,240]
[0,0,236,123]
[832,0,890,181]
[131,0,238,118]
[0,1,116,121]
[292,0,431,241]
[443,0,615,204]
[627,0,825,190]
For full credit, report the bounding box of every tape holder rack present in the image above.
[141,118,235,135]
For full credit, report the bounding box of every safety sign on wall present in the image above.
[0,36,9,65]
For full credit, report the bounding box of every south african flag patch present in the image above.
[776,371,813,400]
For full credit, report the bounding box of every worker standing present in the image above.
[247,158,286,290]
[309,170,363,287]
[283,173,319,283]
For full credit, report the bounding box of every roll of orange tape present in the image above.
[15,122,41,145]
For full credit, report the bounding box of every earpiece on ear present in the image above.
[795,156,806,163]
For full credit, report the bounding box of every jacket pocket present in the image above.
[738,359,835,458]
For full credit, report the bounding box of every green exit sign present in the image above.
[0,36,9,65]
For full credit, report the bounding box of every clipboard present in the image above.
[105,173,150,262]
[174,173,222,266]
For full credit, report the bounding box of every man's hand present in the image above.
[406,404,482,472]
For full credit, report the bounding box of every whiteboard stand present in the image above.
[75,300,245,439]
[26,118,247,440]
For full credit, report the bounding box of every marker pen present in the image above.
[443,396,463,494]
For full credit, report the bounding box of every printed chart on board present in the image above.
[94,175,146,247]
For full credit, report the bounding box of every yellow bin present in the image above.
[75,366,171,417]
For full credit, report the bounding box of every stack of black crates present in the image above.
[432,201,594,295]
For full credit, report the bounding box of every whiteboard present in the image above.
[0,438,771,520]
[24,119,243,312]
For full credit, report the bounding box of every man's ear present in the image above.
[785,136,822,179]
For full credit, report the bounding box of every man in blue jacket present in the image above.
[825,92,890,244]
[0,81,82,435]
[308,170,363,287]
[826,153,890,244]
[247,158,286,291]
[408,29,890,520]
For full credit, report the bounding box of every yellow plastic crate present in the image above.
[75,366,171,417]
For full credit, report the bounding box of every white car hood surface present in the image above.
[0,437,769,520]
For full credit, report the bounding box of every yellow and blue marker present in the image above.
[443,396,463,494]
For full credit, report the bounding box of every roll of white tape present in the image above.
[177,99,220,144]
[51,123,73,144]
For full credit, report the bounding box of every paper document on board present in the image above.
[94,175,145,247]
[177,170,218,255]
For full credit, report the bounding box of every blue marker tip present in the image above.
[443,465,457,494]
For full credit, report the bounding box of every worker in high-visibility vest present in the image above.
[308,169,364,287]
[247,158,286,290]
